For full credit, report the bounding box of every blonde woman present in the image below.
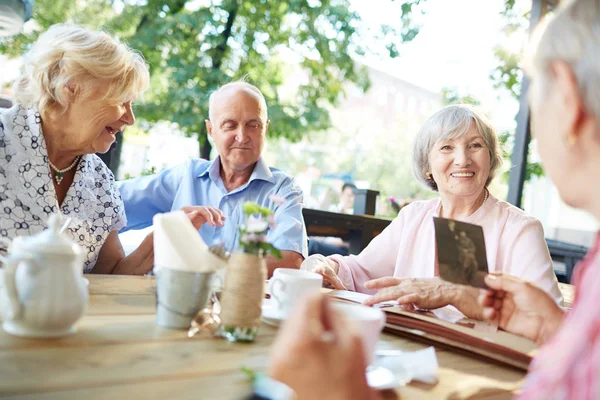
[301,105,561,320]
[0,24,223,274]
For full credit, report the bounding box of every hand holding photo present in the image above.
[433,217,489,289]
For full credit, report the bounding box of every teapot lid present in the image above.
[19,214,82,256]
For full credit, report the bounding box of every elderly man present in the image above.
[118,82,307,275]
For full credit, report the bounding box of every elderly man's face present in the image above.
[428,123,490,200]
[206,89,268,171]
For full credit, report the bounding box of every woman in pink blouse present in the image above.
[301,104,562,320]
[479,0,600,397]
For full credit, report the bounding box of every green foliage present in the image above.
[498,131,544,182]
[0,0,119,56]
[441,87,480,106]
[123,166,157,180]
[488,0,549,182]
[1,0,425,158]
[490,47,522,100]
[240,366,261,382]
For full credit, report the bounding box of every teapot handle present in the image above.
[0,253,30,320]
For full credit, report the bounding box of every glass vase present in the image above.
[217,252,266,342]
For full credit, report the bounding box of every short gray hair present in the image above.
[13,24,149,119]
[412,104,503,191]
[208,81,268,121]
[526,0,600,121]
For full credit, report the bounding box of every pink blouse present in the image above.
[330,195,562,304]
[517,233,600,399]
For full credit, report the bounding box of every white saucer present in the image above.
[261,298,287,327]
[366,364,411,390]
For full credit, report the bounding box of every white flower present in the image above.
[246,216,269,233]
[241,233,267,243]
[269,194,286,206]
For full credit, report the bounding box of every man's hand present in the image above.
[181,206,225,230]
[300,254,346,290]
[269,293,379,400]
[479,274,565,345]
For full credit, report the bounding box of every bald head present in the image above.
[205,81,270,174]
[208,81,268,122]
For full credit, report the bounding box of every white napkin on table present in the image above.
[374,347,439,384]
[153,211,227,273]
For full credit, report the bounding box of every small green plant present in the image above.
[238,199,282,259]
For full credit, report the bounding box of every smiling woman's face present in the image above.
[206,88,268,171]
[428,122,491,201]
[59,83,136,154]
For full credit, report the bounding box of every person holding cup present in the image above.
[268,293,381,400]
[478,0,600,397]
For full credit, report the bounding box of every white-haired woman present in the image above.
[478,0,600,396]
[0,24,223,274]
[301,104,561,319]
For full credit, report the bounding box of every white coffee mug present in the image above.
[332,302,386,364]
[268,268,322,317]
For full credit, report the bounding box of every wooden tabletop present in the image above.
[0,275,575,400]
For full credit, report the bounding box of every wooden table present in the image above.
[0,276,574,400]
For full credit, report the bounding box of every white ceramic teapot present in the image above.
[0,214,88,337]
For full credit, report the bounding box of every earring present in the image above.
[425,171,432,180]
[567,134,577,147]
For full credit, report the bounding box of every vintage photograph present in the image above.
[434,217,489,289]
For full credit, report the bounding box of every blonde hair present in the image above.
[526,0,600,120]
[13,24,150,118]
[412,104,503,191]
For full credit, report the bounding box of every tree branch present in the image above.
[212,2,239,70]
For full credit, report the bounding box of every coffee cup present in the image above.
[332,302,386,364]
[268,268,322,317]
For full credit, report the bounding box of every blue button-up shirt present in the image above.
[117,157,308,257]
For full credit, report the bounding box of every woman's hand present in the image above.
[363,277,456,307]
[363,277,486,319]
[269,293,379,400]
[180,206,225,230]
[300,254,346,290]
[479,274,565,345]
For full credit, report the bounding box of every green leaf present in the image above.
[260,243,282,259]
[242,202,262,215]
[240,366,259,382]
